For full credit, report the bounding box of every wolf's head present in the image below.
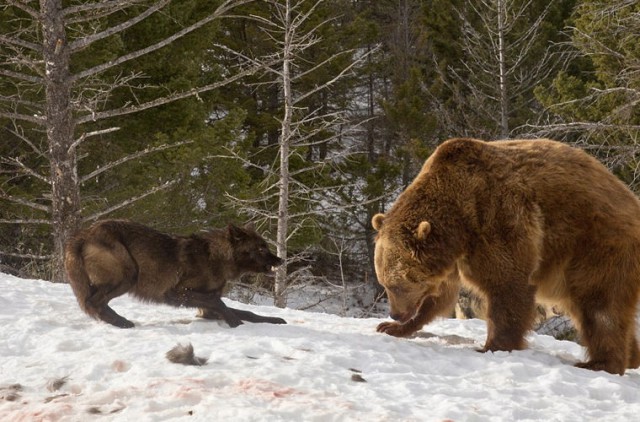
[225,223,283,274]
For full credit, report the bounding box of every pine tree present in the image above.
[0,0,259,279]
[535,0,640,188]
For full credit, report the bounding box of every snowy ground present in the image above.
[1,273,639,421]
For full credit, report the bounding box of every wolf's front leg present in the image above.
[198,307,286,325]
[164,289,243,327]
[227,307,286,324]
[196,306,242,328]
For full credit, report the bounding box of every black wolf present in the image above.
[64,219,286,328]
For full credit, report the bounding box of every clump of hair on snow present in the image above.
[166,343,208,366]
[1,384,22,402]
[46,376,69,392]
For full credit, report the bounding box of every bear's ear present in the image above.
[372,213,385,231]
[415,221,431,241]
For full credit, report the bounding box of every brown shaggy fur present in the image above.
[64,220,286,329]
[372,138,640,375]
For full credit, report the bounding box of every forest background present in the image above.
[1,0,639,313]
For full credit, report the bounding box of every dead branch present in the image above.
[80,141,192,184]
[0,157,50,185]
[0,251,52,260]
[0,219,51,225]
[0,192,49,213]
[71,0,256,81]
[75,58,276,124]
[69,0,172,53]
[85,180,177,221]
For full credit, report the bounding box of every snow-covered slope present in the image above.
[1,273,638,421]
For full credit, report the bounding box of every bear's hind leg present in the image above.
[573,308,628,375]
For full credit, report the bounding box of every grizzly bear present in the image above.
[372,138,640,375]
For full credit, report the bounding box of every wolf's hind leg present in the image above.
[86,282,135,328]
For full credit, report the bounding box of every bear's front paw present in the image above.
[376,321,415,337]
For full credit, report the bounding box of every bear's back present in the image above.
[428,138,640,247]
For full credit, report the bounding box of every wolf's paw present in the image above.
[225,316,244,328]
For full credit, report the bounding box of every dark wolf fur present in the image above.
[64,219,286,328]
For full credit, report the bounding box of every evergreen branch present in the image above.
[85,180,177,221]
[80,141,192,184]
[71,0,255,80]
[69,0,171,53]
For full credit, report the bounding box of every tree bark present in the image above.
[274,0,293,308]
[497,0,509,138]
[41,0,80,281]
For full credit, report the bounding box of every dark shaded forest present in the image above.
[1,0,639,307]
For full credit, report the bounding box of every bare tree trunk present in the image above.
[450,0,558,139]
[497,0,509,139]
[274,0,293,308]
[41,0,80,281]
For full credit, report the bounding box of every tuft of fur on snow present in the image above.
[0,383,22,402]
[166,343,208,366]
[46,375,69,392]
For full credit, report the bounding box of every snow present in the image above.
[1,273,639,421]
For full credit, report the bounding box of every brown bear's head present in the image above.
[372,213,456,323]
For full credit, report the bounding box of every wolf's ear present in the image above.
[372,213,385,231]
[227,224,247,242]
[244,221,256,232]
[415,221,431,241]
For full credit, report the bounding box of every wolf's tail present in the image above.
[64,236,99,320]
